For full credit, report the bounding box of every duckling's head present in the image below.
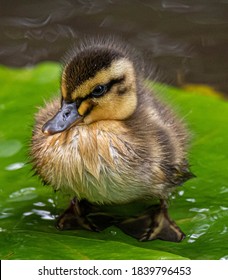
[42,40,139,135]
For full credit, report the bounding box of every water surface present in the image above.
[0,1,228,94]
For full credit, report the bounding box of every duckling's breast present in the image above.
[31,97,192,205]
[31,99,159,204]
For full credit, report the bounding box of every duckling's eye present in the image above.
[91,85,107,97]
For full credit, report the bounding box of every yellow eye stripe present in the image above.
[61,58,134,100]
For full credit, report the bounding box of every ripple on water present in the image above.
[0,208,14,219]
[189,207,209,213]
[192,213,207,222]
[188,224,210,243]
[8,187,37,202]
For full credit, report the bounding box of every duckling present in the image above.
[30,37,193,242]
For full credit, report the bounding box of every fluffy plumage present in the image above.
[30,36,193,242]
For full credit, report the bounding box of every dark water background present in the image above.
[0,0,228,94]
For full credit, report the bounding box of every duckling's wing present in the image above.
[166,162,196,187]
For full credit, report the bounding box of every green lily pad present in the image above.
[0,63,227,260]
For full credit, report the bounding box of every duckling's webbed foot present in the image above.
[56,198,100,232]
[116,200,185,242]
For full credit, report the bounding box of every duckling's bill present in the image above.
[42,100,83,135]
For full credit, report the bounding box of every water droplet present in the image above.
[178,190,184,196]
[220,226,227,235]
[190,232,205,239]
[5,162,25,171]
[23,211,33,217]
[187,238,196,243]
[186,198,196,203]
[220,206,228,211]
[189,207,209,213]
[32,209,55,220]
[210,215,218,221]
[47,198,56,207]
[33,202,46,207]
